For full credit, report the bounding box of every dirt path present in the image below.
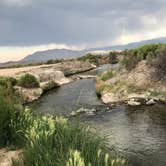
[0,61,95,77]
[0,64,54,77]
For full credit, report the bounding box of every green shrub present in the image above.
[121,43,165,70]
[0,76,17,87]
[18,74,39,88]
[109,52,118,64]
[121,49,144,70]
[100,70,114,81]
[0,88,13,146]
[150,46,166,81]
[46,59,64,64]
[96,83,112,96]
[0,84,22,147]
[78,53,99,66]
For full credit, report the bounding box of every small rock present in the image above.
[127,99,141,106]
[70,108,96,116]
[146,99,156,105]
[101,93,120,104]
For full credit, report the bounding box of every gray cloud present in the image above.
[0,0,166,47]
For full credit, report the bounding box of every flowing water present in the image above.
[30,64,166,166]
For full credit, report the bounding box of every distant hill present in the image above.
[22,49,86,62]
[1,37,166,67]
[89,37,166,51]
[22,37,166,63]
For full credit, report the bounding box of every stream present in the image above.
[30,64,166,166]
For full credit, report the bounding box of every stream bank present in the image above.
[29,64,166,166]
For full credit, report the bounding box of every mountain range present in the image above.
[22,37,166,62]
[1,37,166,67]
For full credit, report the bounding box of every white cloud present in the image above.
[113,27,166,45]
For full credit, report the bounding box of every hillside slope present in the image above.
[22,37,166,62]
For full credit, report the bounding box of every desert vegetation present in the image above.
[96,43,166,104]
[121,44,166,69]
[78,52,119,66]
[100,70,115,81]
[120,43,166,82]
[77,53,100,66]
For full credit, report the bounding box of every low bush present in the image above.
[121,43,165,70]
[109,52,118,64]
[46,59,64,64]
[100,70,114,81]
[78,53,99,66]
[18,74,39,88]
[0,88,14,146]
[0,81,22,147]
[150,46,166,81]
[96,78,112,96]
[0,76,17,87]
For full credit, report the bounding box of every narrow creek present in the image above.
[29,64,166,166]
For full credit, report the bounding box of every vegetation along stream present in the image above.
[30,64,166,166]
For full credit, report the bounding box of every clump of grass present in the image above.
[0,76,17,87]
[110,80,144,94]
[96,78,112,95]
[0,79,22,147]
[149,90,166,100]
[0,88,15,147]
[17,74,39,88]
[100,70,115,81]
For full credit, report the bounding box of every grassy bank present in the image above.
[0,77,127,166]
[96,43,166,104]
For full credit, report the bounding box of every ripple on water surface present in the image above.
[85,104,166,166]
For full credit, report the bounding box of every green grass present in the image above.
[96,84,112,96]
[0,76,17,87]
[11,110,127,166]
[0,78,23,147]
[100,70,115,81]
[149,90,166,100]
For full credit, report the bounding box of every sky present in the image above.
[0,0,166,62]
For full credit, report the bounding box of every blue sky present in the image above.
[0,0,166,62]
